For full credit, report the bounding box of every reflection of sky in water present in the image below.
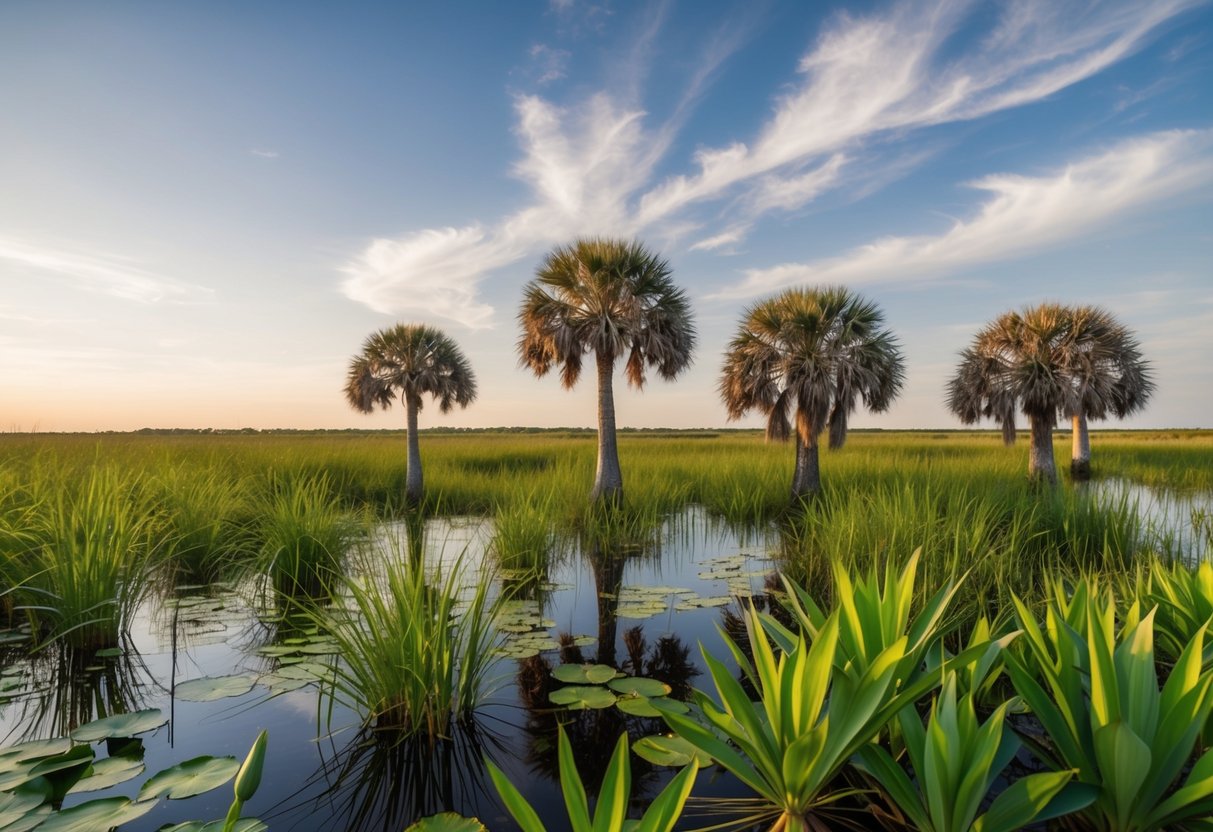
[0,508,774,831]
[1086,479,1213,561]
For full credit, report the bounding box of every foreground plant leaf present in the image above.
[67,755,145,793]
[70,708,167,742]
[138,755,240,800]
[175,674,258,702]
[35,797,158,832]
[404,812,488,831]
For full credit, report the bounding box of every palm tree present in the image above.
[344,323,476,506]
[719,286,905,499]
[1063,305,1154,478]
[946,303,1073,485]
[517,238,696,505]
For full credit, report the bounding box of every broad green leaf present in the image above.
[486,760,545,832]
[0,737,73,765]
[138,755,239,800]
[175,674,257,702]
[975,770,1075,832]
[1093,721,1151,826]
[635,761,698,832]
[549,686,617,710]
[557,729,591,830]
[593,735,631,832]
[35,797,158,832]
[71,709,167,742]
[608,677,671,697]
[616,694,662,718]
[632,735,713,768]
[159,821,268,832]
[68,755,145,793]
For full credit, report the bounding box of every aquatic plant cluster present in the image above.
[0,430,1211,830]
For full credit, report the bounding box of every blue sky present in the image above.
[2,0,1211,431]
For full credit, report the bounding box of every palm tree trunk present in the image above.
[405,392,423,506]
[791,430,821,500]
[1028,416,1058,486]
[591,351,623,506]
[1070,412,1091,479]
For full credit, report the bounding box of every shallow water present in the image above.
[1084,478,1213,560]
[0,507,775,830]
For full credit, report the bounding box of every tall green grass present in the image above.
[254,473,360,596]
[312,547,506,738]
[19,467,160,648]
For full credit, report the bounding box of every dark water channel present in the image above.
[1,507,774,831]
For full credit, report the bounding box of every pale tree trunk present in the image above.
[1071,412,1092,479]
[1028,416,1058,486]
[590,351,623,506]
[405,392,424,506]
[791,430,821,500]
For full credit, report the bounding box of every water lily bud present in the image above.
[234,729,268,802]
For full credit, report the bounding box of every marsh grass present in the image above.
[255,473,361,596]
[20,467,160,649]
[311,546,506,739]
[152,465,255,581]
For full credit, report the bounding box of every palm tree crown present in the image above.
[345,323,476,504]
[945,302,1153,483]
[517,238,695,503]
[720,286,904,497]
[345,323,477,415]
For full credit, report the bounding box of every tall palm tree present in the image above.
[719,286,905,499]
[517,238,696,505]
[1064,305,1154,478]
[344,323,476,506]
[947,303,1076,485]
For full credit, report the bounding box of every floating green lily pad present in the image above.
[160,819,268,832]
[0,737,73,764]
[35,797,159,831]
[68,755,145,793]
[615,694,661,717]
[632,735,714,768]
[0,781,52,831]
[71,709,167,742]
[94,647,123,658]
[548,686,617,710]
[608,677,671,697]
[138,755,239,800]
[175,674,257,702]
[551,664,620,684]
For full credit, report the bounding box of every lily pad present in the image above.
[551,664,620,685]
[548,686,617,710]
[0,737,73,764]
[632,735,714,768]
[36,797,158,831]
[406,812,489,831]
[69,755,145,793]
[615,694,661,718]
[0,783,53,830]
[175,674,257,702]
[138,755,239,800]
[608,677,671,697]
[71,709,167,742]
[160,820,268,832]
[94,647,123,658]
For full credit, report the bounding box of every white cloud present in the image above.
[340,226,511,330]
[637,0,1202,224]
[528,44,571,84]
[724,130,1213,298]
[340,0,1202,322]
[0,236,209,303]
[250,148,279,159]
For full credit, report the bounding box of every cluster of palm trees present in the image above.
[345,238,1153,505]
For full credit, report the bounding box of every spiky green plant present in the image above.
[517,238,696,505]
[1006,582,1213,831]
[488,727,697,832]
[345,323,478,506]
[719,286,904,499]
[859,674,1093,832]
[153,465,252,580]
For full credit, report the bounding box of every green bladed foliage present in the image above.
[859,673,1092,832]
[487,728,697,832]
[1007,580,1213,831]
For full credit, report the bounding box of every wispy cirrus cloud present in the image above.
[340,0,1203,327]
[0,235,209,303]
[722,130,1213,298]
